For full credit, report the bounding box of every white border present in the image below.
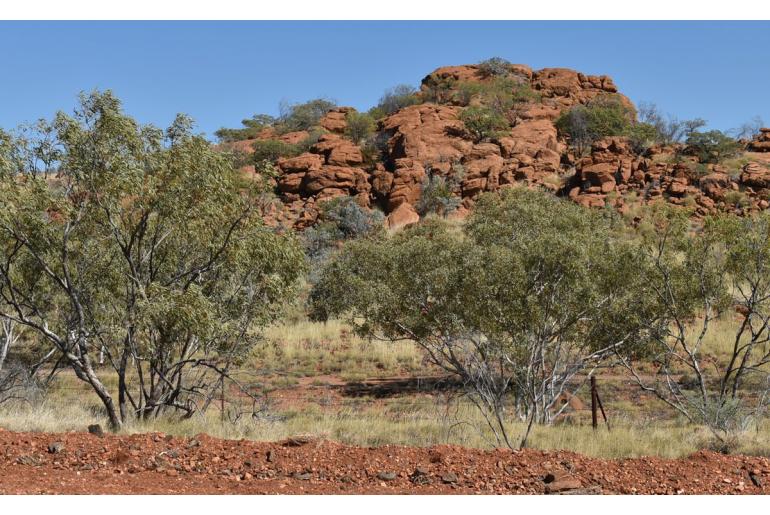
[0,1,769,20]
[0,493,766,513]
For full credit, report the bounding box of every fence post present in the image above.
[591,375,598,430]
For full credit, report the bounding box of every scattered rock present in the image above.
[377,471,397,481]
[16,455,42,466]
[750,472,763,488]
[410,466,431,485]
[87,424,104,437]
[441,472,459,484]
[47,442,64,454]
[545,477,583,494]
[280,434,317,447]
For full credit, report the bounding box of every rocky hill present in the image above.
[220,61,770,230]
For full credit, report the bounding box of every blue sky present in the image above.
[1,21,768,139]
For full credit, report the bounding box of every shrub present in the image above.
[278,98,337,133]
[556,95,635,154]
[214,114,276,142]
[477,57,513,77]
[637,102,706,146]
[460,105,509,142]
[344,111,376,144]
[627,122,660,155]
[321,196,384,240]
[730,116,764,141]
[723,190,749,208]
[422,76,458,104]
[372,84,421,117]
[685,130,742,164]
[252,139,301,164]
[303,196,384,272]
[415,173,461,217]
[310,188,655,448]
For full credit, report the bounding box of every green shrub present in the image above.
[252,139,301,164]
[344,111,376,144]
[637,102,707,145]
[215,114,276,142]
[278,98,337,133]
[371,84,421,117]
[422,76,458,104]
[555,95,635,154]
[723,190,749,209]
[303,196,384,273]
[477,57,513,77]
[460,106,509,142]
[415,173,461,217]
[627,122,660,155]
[685,130,742,164]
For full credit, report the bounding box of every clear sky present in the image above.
[1,21,768,139]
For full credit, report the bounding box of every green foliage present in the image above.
[310,188,657,443]
[252,139,301,164]
[627,207,770,439]
[215,114,276,142]
[0,91,306,428]
[685,130,742,164]
[344,111,376,144]
[415,172,461,217]
[422,76,458,104]
[278,98,337,133]
[456,77,539,117]
[459,105,509,142]
[627,122,660,155]
[723,190,749,209]
[371,84,421,118]
[637,102,707,146]
[303,196,384,274]
[555,95,635,154]
[477,57,514,77]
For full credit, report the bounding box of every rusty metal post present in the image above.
[596,388,610,432]
[591,375,598,430]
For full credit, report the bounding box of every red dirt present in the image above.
[0,428,768,494]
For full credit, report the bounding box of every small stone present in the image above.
[749,472,763,488]
[410,467,431,485]
[377,471,397,481]
[441,472,458,484]
[293,472,312,480]
[545,478,583,494]
[47,442,64,454]
[87,424,104,437]
[187,439,201,449]
[16,455,41,466]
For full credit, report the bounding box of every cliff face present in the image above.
[225,63,770,230]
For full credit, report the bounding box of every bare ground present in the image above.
[0,428,768,494]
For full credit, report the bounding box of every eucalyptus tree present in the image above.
[310,188,656,448]
[0,91,305,429]
[619,207,770,441]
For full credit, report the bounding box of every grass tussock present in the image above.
[3,397,770,459]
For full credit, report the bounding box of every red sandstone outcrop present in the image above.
[234,62,770,230]
[749,128,770,152]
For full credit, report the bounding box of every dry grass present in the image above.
[255,319,424,380]
[2,317,769,459]
[2,397,769,459]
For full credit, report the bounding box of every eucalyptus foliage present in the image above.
[310,188,657,447]
[0,91,305,429]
